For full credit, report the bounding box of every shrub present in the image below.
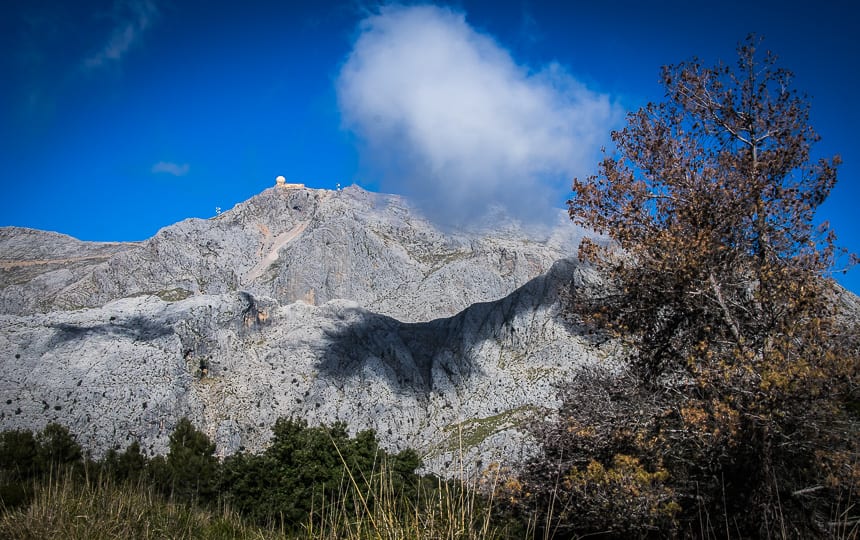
[220,417,423,529]
[159,418,220,504]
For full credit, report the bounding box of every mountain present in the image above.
[0,185,606,474]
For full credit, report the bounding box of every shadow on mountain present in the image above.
[314,258,588,393]
[50,316,174,346]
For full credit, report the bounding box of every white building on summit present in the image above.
[275,175,304,189]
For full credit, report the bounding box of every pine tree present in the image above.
[163,418,219,503]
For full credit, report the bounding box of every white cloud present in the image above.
[336,4,622,227]
[84,0,158,69]
[151,161,189,176]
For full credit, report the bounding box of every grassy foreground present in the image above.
[0,468,526,540]
[0,475,272,540]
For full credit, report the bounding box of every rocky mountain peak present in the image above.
[0,185,604,475]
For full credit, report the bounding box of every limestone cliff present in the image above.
[0,186,608,475]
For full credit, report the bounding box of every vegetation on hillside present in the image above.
[0,420,525,539]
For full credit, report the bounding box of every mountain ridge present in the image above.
[1,186,583,321]
[0,185,604,475]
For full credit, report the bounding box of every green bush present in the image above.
[220,417,423,529]
[0,429,38,479]
[101,440,148,484]
[35,423,82,472]
[0,423,85,509]
[154,418,220,504]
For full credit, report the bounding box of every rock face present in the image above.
[1,186,581,321]
[0,186,605,474]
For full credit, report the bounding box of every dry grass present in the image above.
[302,442,521,540]
[0,463,525,540]
[0,473,275,539]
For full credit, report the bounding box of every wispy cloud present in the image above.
[151,161,189,176]
[518,7,542,46]
[84,0,158,69]
[336,4,622,227]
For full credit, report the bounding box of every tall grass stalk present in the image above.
[305,434,517,540]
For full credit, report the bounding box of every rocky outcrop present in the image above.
[0,228,135,314]
[0,186,606,475]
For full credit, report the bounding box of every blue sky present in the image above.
[2,0,858,293]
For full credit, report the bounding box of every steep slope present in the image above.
[0,185,602,474]
[1,186,582,322]
[0,228,136,313]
